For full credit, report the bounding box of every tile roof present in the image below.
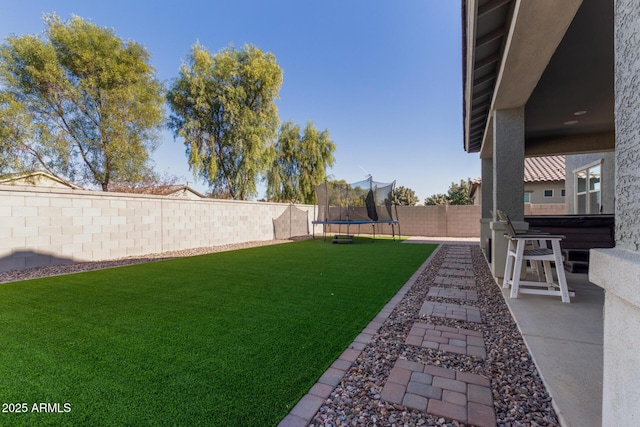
[467,155,565,198]
[524,155,565,182]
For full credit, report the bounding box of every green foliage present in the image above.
[424,179,473,205]
[167,43,283,200]
[319,179,371,207]
[447,179,474,205]
[325,179,349,206]
[0,239,436,426]
[424,193,450,205]
[266,120,335,203]
[0,92,41,173]
[0,15,165,190]
[392,185,418,206]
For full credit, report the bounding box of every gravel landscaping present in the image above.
[310,244,559,427]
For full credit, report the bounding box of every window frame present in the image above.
[573,160,602,214]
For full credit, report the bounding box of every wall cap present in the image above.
[590,247,640,308]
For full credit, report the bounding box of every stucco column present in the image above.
[590,1,640,425]
[490,107,526,277]
[479,158,493,255]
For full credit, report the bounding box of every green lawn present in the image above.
[0,238,435,426]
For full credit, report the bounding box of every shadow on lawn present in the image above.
[0,249,76,273]
[0,249,173,283]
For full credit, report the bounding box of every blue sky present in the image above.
[0,0,479,202]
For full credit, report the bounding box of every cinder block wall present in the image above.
[525,203,566,215]
[445,205,482,237]
[393,205,481,237]
[398,205,449,236]
[0,185,316,273]
[2,184,567,272]
[322,205,481,237]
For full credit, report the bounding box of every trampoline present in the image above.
[312,177,400,243]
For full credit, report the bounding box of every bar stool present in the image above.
[498,211,574,303]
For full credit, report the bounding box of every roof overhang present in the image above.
[463,0,614,159]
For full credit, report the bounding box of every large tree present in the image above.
[392,185,418,206]
[0,15,165,190]
[167,43,283,200]
[266,120,335,203]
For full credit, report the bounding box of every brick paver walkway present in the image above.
[419,301,483,323]
[406,322,487,358]
[427,286,478,301]
[438,267,475,277]
[381,359,496,427]
[440,261,473,269]
[434,276,476,287]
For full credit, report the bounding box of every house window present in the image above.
[561,189,566,197]
[544,189,553,197]
[575,163,601,214]
[524,193,531,203]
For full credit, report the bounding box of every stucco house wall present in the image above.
[524,181,565,204]
[590,2,640,425]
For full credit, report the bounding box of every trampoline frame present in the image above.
[311,219,401,242]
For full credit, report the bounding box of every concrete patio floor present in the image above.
[501,268,604,427]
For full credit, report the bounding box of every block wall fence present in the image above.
[525,203,566,216]
[318,205,483,238]
[0,185,317,273]
[322,203,566,237]
[1,185,565,273]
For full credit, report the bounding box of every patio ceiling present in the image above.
[463,0,614,158]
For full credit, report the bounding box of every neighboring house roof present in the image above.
[0,171,83,189]
[152,185,205,199]
[468,155,565,198]
[524,155,565,183]
[116,185,205,199]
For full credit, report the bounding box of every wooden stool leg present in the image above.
[503,239,515,289]
[551,239,571,303]
[542,260,554,286]
[510,239,526,299]
[533,239,546,281]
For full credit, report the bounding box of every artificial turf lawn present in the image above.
[0,238,436,426]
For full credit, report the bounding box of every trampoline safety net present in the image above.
[272,205,309,239]
[314,178,396,222]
